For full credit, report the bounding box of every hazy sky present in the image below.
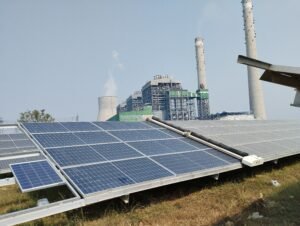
[1,0,300,122]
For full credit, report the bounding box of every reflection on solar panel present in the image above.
[0,126,38,157]
[110,129,171,141]
[74,131,118,144]
[93,121,151,130]
[33,133,84,148]
[61,122,101,132]
[46,146,106,167]
[170,120,300,161]
[128,139,197,155]
[10,160,64,192]
[23,122,68,133]
[22,121,241,197]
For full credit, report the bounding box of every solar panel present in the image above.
[23,122,68,133]
[110,129,171,141]
[113,158,173,183]
[33,133,84,148]
[152,153,203,174]
[64,162,134,195]
[61,122,101,132]
[20,121,242,198]
[8,133,28,140]
[128,139,197,156]
[46,146,106,167]
[90,143,142,161]
[181,151,229,169]
[0,134,10,141]
[74,131,118,144]
[10,160,64,192]
[0,154,45,173]
[0,125,39,157]
[170,120,300,161]
[93,121,151,130]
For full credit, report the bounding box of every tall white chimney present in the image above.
[242,0,266,119]
[195,37,207,89]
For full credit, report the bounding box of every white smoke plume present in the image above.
[103,50,124,96]
[104,71,117,96]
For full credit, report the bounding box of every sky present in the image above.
[1,0,300,122]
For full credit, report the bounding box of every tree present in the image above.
[18,109,55,123]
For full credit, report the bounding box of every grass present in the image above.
[0,155,299,225]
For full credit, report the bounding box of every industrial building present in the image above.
[116,75,199,121]
[126,91,144,112]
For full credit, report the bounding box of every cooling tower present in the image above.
[97,96,117,121]
[242,0,266,119]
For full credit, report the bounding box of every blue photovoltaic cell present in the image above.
[74,131,118,144]
[110,129,171,141]
[128,139,196,156]
[22,122,68,133]
[11,160,64,192]
[91,143,142,160]
[61,122,101,132]
[46,146,106,167]
[33,133,84,148]
[64,162,134,194]
[113,158,173,183]
[93,121,151,130]
[182,151,228,169]
[152,154,203,174]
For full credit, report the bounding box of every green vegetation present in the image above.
[18,109,55,123]
[0,157,299,225]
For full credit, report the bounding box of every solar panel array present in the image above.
[0,154,45,173]
[22,121,241,196]
[170,120,300,161]
[0,126,37,157]
[10,160,64,192]
[0,125,43,173]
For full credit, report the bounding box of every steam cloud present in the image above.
[103,50,124,96]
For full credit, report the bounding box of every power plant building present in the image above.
[126,91,144,112]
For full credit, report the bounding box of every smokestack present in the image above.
[195,37,210,120]
[97,96,117,121]
[195,37,207,90]
[242,0,266,119]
